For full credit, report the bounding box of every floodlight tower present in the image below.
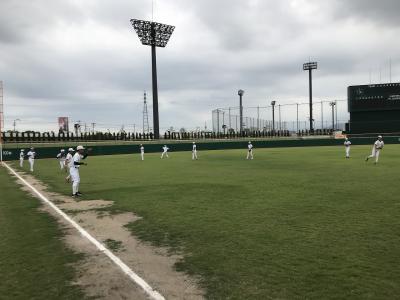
[238,89,244,133]
[271,101,276,132]
[303,61,318,132]
[130,19,175,139]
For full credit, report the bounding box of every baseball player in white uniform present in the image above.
[65,148,75,183]
[26,147,36,172]
[70,145,87,197]
[161,145,169,159]
[56,149,67,171]
[140,144,145,161]
[366,135,384,164]
[192,142,198,160]
[344,138,351,159]
[246,141,254,160]
[19,149,25,167]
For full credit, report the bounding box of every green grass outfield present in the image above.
[12,145,400,299]
[0,167,84,299]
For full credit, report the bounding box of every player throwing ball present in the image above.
[192,142,198,160]
[161,145,169,159]
[71,145,88,197]
[246,141,254,160]
[366,135,384,164]
[344,138,351,159]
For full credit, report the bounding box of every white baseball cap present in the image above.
[77,145,85,150]
[61,149,65,152]
[68,148,74,152]
[20,149,24,152]
[378,135,383,139]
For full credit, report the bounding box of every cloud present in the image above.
[1,0,399,132]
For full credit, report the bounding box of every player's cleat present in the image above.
[365,156,369,162]
[76,192,83,196]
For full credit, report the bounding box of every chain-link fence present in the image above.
[212,100,349,133]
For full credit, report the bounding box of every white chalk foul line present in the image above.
[2,162,165,300]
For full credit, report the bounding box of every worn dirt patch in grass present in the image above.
[12,169,204,300]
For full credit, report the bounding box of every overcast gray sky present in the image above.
[1,0,399,132]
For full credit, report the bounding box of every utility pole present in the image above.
[330,102,336,130]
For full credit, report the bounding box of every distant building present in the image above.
[346,83,400,134]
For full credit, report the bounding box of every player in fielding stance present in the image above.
[71,145,88,197]
[140,144,144,161]
[192,142,198,160]
[161,145,169,159]
[344,138,351,158]
[27,147,36,172]
[366,135,384,164]
[19,149,25,167]
[56,149,67,171]
[246,141,254,160]
[65,148,74,183]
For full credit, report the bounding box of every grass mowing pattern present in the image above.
[24,145,400,299]
[0,167,84,299]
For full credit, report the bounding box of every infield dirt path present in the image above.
[9,168,204,300]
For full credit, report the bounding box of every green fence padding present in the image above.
[2,137,400,161]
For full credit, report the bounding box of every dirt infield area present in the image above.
[9,168,204,300]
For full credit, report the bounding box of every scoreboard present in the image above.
[348,83,400,112]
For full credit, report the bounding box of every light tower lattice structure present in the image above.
[143,91,150,134]
[130,19,175,139]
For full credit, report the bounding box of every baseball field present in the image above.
[2,144,400,299]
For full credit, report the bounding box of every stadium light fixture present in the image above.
[303,61,318,133]
[130,19,175,139]
[238,90,244,133]
[271,101,276,132]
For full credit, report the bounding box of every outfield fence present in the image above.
[2,136,400,161]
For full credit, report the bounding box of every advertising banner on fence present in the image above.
[58,117,69,133]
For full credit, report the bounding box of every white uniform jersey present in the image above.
[163,146,169,152]
[57,152,66,160]
[248,144,253,151]
[20,152,25,159]
[66,153,74,168]
[193,144,197,151]
[140,146,144,153]
[27,151,36,159]
[374,140,384,150]
[73,152,82,168]
[344,141,351,147]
